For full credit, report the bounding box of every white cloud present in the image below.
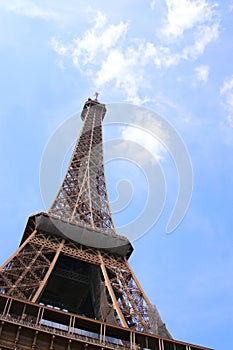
[194,65,209,83]
[51,14,148,104]
[94,11,107,29]
[150,0,157,10]
[230,1,233,12]
[51,13,128,69]
[96,46,151,105]
[220,76,233,96]
[220,75,233,128]
[96,49,138,101]
[121,125,165,163]
[181,21,219,59]
[50,5,219,104]
[162,0,217,38]
[51,38,68,56]
[0,0,59,20]
[56,59,66,71]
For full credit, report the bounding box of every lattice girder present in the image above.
[0,232,58,301]
[0,223,171,338]
[49,99,115,235]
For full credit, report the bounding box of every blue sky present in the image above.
[0,1,233,349]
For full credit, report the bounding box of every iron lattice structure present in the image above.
[49,99,116,235]
[0,98,211,350]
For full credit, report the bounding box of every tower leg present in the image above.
[0,228,62,301]
[0,230,37,270]
[32,239,65,302]
[98,251,128,328]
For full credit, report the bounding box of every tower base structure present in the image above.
[0,213,212,350]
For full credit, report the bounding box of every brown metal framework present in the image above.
[0,213,171,338]
[0,294,212,350]
[0,97,209,349]
[49,98,116,235]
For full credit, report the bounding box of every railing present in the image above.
[0,314,130,349]
[0,294,212,350]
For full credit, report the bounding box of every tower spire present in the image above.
[94,92,99,101]
[49,98,116,235]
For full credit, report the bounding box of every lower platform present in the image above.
[0,294,212,350]
[22,213,133,258]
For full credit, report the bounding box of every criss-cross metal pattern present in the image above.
[0,217,171,338]
[0,98,173,347]
[49,98,116,235]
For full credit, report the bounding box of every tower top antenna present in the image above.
[94,92,99,101]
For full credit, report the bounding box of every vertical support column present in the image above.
[32,239,65,303]
[36,306,44,325]
[0,320,4,337]
[145,336,149,349]
[67,339,72,350]
[2,297,12,316]
[103,323,106,344]
[21,303,27,320]
[32,330,38,349]
[130,331,137,350]
[100,323,103,343]
[68,315,75,335]
[50,335,55,350]
[98,251,128,328]
[14,326,21,347]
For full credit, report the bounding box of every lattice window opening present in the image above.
[63,182,80,191]
[1,258,53,288]
[0,234,60,291]
[0,275,12,289]
[1,261,14,271]
[2,254,52,276]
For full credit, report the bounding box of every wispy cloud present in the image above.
[194,65,209,83]
[51,11,128,68]
[95,49,146,105]
[50,3,219,104]
[162,0,217,38]
[150,0,157,10]
[220,75,233,128]
[229,1,233,12]
[0,0,59,20]
[121,124,165,163]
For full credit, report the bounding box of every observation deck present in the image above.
[0,294,212,350]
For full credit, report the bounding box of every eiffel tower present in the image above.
[0,97,211,350]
